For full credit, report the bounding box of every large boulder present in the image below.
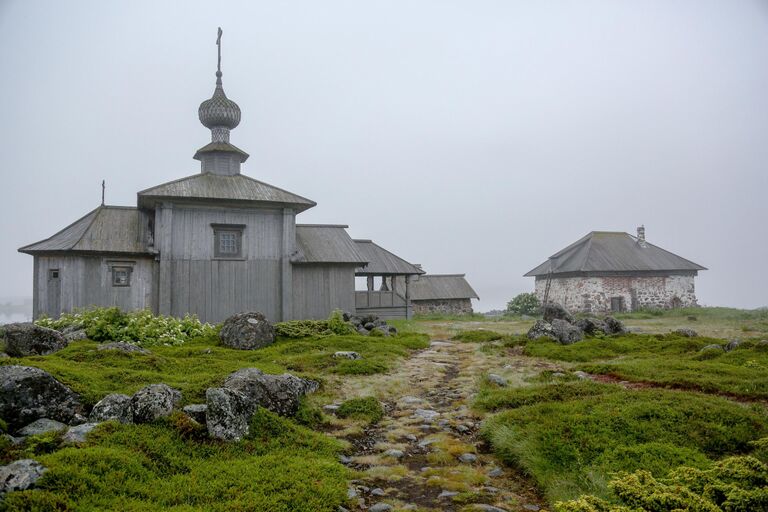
[551,318,583,345]
[16,418,68,437]
[206,387,254,441]
[130,384,181,424]
[575,317,608,336]
[2,323,68,357]
[603,316,627,335]
[527,320,556,340]
[90,393,133,423]
[0,459,47,495]
[223,368,319,417]
[542,303,574,324]
[219,312,275,350]
[0,366,84,430]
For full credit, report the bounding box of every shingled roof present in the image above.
[399,274,479,300]
[19,206,150,255]
[525,231,707,277]
[353,240,425,276]
[138,173,316,212]
[294,225,367,264]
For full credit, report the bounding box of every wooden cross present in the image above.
[216,27,223,74]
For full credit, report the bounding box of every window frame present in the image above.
[111,265,133,287]
[48,269,60,280]
[212,223,246,260]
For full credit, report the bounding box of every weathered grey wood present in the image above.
[281,208,295,321]
[293,264,356,320]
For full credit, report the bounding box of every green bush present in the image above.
[336,396,384,424]
[36,307,216,347]
[506,292,541,316]
[275,310,356,339]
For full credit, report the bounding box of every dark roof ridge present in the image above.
[18,205,101,253]
[296,224,349,228]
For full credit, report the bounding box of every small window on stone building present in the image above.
[212,224,245,259]
[49,269,59,280]
[111,266,132,287]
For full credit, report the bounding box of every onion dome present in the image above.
[198,28,241,143]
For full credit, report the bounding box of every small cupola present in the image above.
[194,27,249,175]
[637,225,647,248]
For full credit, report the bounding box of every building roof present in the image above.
[398,274,479,300]
[137,173,316,212]
[353,240,425,276]
[19,206,151,255]
[294,225,367,264]
[524,231,707,277]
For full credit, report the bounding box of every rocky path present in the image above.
[328,339,549,512]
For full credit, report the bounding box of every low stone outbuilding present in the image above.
[396,274,479,315]
[525,227,706,313]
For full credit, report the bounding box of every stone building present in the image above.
[524,228,706,313]
[395,274,479,316]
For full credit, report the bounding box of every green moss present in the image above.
[452,330,505,343]
[474,380,620,412]
[336,396,384,424]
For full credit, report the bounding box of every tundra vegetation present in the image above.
[0,306,766,511]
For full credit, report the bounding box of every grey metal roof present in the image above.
[138,173,316,212]
[19,206,150,255]
[353,240,425,276]
[397,274,479,300]
[294,225,367,264]
[524,231,707,277]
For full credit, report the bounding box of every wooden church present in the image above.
[19,31,474,323]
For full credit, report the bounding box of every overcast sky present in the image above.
[1,1,766,311]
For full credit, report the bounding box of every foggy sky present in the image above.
[1,0,767,311]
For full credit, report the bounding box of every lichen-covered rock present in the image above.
[90,393,133,423]
[551,319,583,345]
[16,418,68,437]
[61,422,99,444]
[333,351,361,360]
[603,316,627,335]
[575,317,608,336]
[0,365,84,430]
[725,339,741,352]
[130,384,181,423]
[223,368,319,417]
[527,320,556,340]
[183,404,207,424]
[700,344,725,352]
[206,387,254,441]
[219,312,275,350]
[2,323,68,357]
[372,326,391,337]
[487,374,508,387]
[0,459,46,495]
[542,303,574,324]
[673,328,698,337]
[97,342,150,355]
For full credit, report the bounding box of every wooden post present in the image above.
[405,275,412,320]
[281,208,294,321]
[367,276,374,291]
[157,203,173,316]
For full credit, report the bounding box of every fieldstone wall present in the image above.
[412,299,474,316]
[534,274,698,313]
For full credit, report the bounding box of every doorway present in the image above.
[47,269,61,319]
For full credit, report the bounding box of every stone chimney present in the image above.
[637,225,647,248]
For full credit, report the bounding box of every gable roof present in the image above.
[524,231,707,277]
[19,206,150,255]
[353,240,425,276]
[398,274,479,300]
[294,225,367,264]
[138,173,316,212]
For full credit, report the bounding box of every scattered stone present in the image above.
[372,326,391,337]
[333,351,361,360]
[551,318,583,345]
[182,404,207,424]
[347,487,358,499]
[0,365,84,430]
[575,317,608,336]
[551,372,566,378]
[64,329,88,342]
[338,454,352,464]
[400,396,424,405]
[725,339,741,352]
[483,486,499,493]
[130,384,181,423]
[438,490,459,499]
[404,434,417,442]
[206,387,254,441]
[471,505,508,512]
[414,409,440,421]
[223,368,319,417]
[430,341,453,347]
[527,320,556,340]
[456,424,470,434]
[98,342,150,354]
[0,459,47,495]
[487,467,503,478]
[673,328,698,337]
[17,418,68,437]
[371,488,386,497]
[90,393,133,423]
[62,423,99,444]
[573,371,591,380]
[2,323,68,357]
[418,439,435,448]
[383,449,405,459]
[487,374,507,387]
[219,312,275,350]
[603,316,627,334]
[369,504,393,512]
[523,505,541,511]
[542,303,574,323]
[700,344,725,353]
[458,453,478,463]
[323,404,340,413]
[364,322,376,331]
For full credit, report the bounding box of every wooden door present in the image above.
[47,269,61,319]
[610,297,623,313]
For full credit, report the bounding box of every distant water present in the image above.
[0,313,31,324]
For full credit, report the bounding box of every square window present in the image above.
[49,269,59,280]
[212,224,244,258]
[112,266,132,287]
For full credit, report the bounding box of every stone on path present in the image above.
[413,409,440,421]
[369,504,393,512]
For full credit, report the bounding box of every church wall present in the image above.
[33,254,156,319]
[534,273,698,313]
[161,204,288,323]
[292,264,356,320]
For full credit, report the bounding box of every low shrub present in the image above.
[275,310,356,339]
[452,330,505,343]
[506,292,541,316]
[336,396,384,424]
